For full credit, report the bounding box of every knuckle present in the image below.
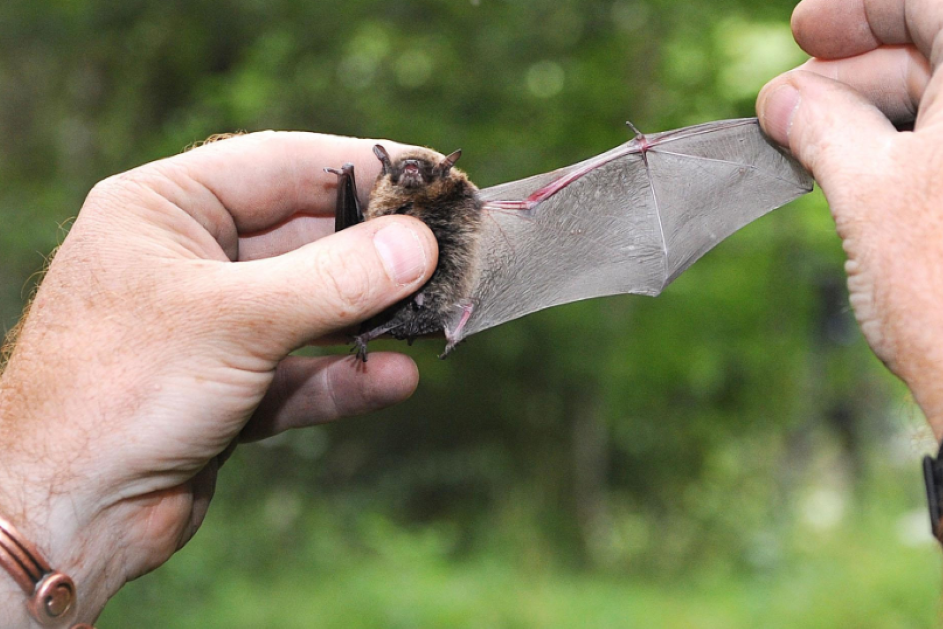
[85,168,164,210]
[314,246,379,317]
[85,174,132,210]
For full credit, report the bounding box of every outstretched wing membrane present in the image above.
[450,118,812,340]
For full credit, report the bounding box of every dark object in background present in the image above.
[328,118,812,359]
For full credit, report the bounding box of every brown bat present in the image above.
[325,118,812,359]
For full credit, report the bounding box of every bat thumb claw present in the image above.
[625,120,644,141]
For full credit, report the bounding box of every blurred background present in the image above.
[2,0,940,627]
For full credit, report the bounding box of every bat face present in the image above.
[385,155,435,189]
[328,118,813,360]
[368,146,469,221]
[394,159,428,189]
[376,145,439,188]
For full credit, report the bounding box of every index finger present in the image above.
[791,0,943,63]
[172,131,408,231]
[113,131,415,259]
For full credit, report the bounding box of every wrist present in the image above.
[0,472,122,628]
[0,389,124,625]
[0,494,116,628]
[0,515,99,629]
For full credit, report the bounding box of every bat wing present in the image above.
[449,118,813,341]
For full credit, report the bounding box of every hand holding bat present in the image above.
[0,133,438,626]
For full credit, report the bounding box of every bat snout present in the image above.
[399,160,426,188]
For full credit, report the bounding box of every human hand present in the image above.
[0,132,438,626]
[755,0,943,437]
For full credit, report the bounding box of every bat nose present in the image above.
[399,160,424,188]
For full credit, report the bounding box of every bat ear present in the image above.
[438,149,462,173]
[373,144,393,174]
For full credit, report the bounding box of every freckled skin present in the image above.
[358,147,482,353]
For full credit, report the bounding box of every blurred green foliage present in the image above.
[0,0,939,626]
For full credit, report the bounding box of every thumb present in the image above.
[217,215,438,354]
[757,70,897,192]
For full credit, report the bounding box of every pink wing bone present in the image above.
[484,124,653,213]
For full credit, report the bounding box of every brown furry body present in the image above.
[360,147,482,349]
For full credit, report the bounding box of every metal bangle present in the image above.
[0,515,95,629]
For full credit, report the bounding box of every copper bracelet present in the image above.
[0,515,95,629]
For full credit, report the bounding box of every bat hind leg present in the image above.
[440,302,474,359]
[351,320,400,362]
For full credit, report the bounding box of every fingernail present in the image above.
[373,222,428,286]
[761,84,800,147]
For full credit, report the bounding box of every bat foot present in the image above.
[438,339,463,359]
[351,336,370,362]
[440,301,474,358]
[351,318,402,362]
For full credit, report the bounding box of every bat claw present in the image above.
[625,120,644,140]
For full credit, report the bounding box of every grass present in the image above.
[101,490,942,628]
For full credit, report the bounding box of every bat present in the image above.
[325,118,813,359]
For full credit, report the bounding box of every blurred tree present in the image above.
[0,2,931,623]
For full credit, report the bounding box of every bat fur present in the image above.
[334,146,483,359]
